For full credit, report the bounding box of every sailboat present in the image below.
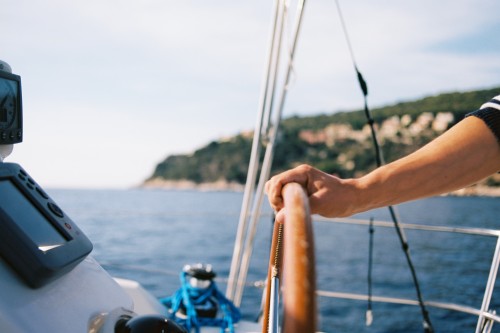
[1,0,499,332]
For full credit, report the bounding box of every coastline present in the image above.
[141,178,245,192]
[447,185,500,197]
[141,178,500,197]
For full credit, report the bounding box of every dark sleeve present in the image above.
[466,95,500,142]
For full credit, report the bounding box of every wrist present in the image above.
[348,171,388,215]
[336,177,365,217]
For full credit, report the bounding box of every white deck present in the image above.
[0,256,261,333]
[0,256,132,333]
[115,277,261,333]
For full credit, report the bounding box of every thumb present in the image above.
[275,209,286,224]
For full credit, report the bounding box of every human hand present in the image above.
[265,164,357,218]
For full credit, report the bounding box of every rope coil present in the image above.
[161,266,241,333]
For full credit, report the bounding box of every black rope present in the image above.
[387,206,433,332]
[334,1,434,332]
[366,217,374,326]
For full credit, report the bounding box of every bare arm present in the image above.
[265,116,500,218]
[356,116,500,211]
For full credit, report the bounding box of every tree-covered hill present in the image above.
[144,86,500,189]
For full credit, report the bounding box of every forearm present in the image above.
[266,110,500,219]
[353,116,500,212]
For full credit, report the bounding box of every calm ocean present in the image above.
[48,188,500,332]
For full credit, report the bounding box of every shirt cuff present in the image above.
[466,95,500,142]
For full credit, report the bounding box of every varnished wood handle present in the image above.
[262,183,317,333]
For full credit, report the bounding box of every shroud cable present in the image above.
[333,1,434,332]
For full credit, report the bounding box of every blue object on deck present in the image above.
[160,264,241,333]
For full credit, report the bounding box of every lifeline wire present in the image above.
[334,1,434,332]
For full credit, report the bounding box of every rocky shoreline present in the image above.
[141,178,500,197]
[447,185,500,197]
[141,178,244,192]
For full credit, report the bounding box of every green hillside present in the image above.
[146,86,500,187]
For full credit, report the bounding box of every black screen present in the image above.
[0,71,22,144]
[0,180,67,251]
[0,77,18,126]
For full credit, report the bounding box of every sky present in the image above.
[1,0,499,189]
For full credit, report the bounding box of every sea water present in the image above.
[49,188,500,332]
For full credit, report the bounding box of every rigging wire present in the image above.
[333,1,434,332]
[226,0,285,303]
[231,0,307,307]
[366,217,374,327]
